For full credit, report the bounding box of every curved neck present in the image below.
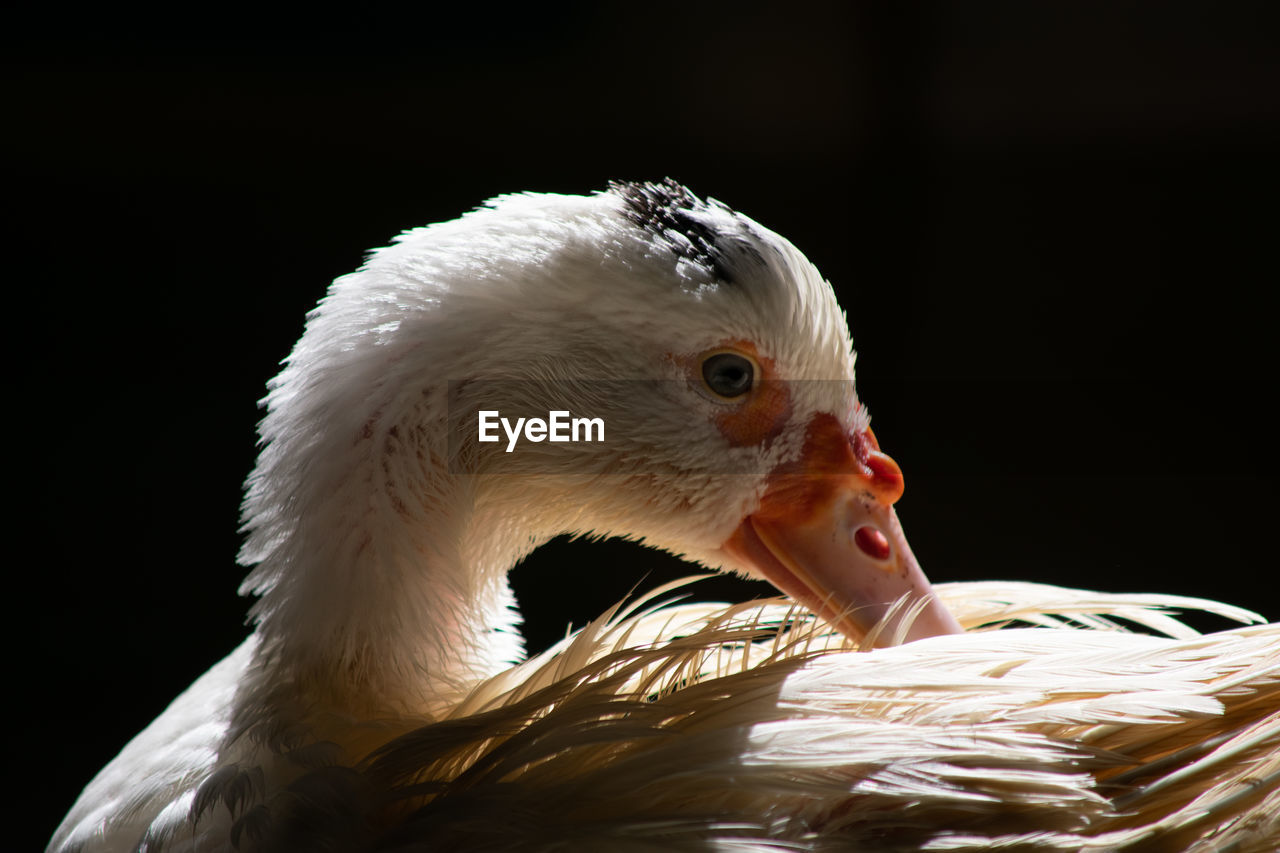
[239,394,528,720]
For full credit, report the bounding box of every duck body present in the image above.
[49,183,1279,852]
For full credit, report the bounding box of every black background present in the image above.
[12,3,1277,848]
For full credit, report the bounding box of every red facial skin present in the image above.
[694,344,963,646]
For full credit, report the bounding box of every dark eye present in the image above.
[701,352,755,398]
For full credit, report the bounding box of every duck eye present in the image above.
[701,352,755,399]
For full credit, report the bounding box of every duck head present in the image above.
[239,180,960,708]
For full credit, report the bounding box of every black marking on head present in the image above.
[610,178,742,282]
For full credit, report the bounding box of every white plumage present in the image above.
[50,182,1279,852]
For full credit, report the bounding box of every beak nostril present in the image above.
[854,526,891,560]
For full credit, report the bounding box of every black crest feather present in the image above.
[609,179,736,282]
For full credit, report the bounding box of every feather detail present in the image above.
[194,580,1278,852]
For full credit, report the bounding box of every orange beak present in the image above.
[720,413,963,646]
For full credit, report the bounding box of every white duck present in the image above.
[50,181,1279,852]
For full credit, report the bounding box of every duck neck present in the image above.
[238,393,529,721]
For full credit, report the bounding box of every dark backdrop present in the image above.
[12,3,1277,848]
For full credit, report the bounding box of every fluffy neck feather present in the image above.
[232,204,586,717]
[240,383,531,717]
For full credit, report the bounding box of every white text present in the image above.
[478,410,605,452]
